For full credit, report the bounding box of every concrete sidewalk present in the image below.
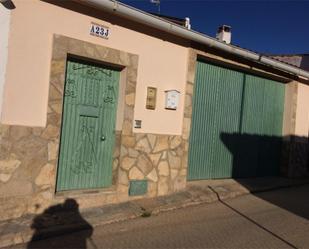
[1,177,309,248]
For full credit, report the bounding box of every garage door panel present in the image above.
[188,62,243,180]
[188,61,285,180]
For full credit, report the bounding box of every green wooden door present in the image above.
[56,59,120,191]
[188,61,285,180]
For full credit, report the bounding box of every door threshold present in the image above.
[55,185,117,198]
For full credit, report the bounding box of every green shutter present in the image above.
[188,61,285,180]
[56,59,120,191]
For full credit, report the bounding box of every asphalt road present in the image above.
[11,184,309,249]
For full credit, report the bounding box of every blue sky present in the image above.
[120,0,309,55]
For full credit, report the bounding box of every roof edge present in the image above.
[74,0,309,80]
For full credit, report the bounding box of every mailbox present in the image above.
[165,90,180,110]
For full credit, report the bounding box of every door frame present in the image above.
[48,34,138,194]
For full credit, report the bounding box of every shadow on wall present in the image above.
[220,133,309,178]
[220,132,309,220]
[27,199,93,249]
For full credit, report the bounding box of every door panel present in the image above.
[56,59,120,191]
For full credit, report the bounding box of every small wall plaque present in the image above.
[90,22,110,39]
[146,87,157,110]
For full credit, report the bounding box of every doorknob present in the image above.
[100,135,106,141]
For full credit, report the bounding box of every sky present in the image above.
[119,0,309,55]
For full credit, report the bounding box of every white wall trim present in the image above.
[0,6,11,120]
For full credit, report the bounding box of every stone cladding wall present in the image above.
[0,35,192,221]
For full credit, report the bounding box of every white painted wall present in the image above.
[0,6,11,120]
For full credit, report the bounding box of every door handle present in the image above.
[100,135,106,141]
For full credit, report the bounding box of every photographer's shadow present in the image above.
[27,199,93,249]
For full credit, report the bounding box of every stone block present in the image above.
[120,145,128,157]
[146,168,158,182]
[0,124,10,137]
[173,176,187,191]
[125,93,135,106]
[50,103,63,114]
[168,152,181,169]
[35,163,55,186]
[185,94,192,107]
[113,158,119,170]
[121,136,136,148]
[0,179,33,197]
[135,138,151,153]
[147,181,157,197]
[158,161,169,176]
[182,118,191,140]
[170,136,182,150]
[49,83,63,101]
[149,153,161,167]
[186,83,193,95]
[147,134,157,149]
[122,120,133,136]
[32,127,44,137]
[171,169,179,180]
[153,136,169,153]
[0,173,11,183]
[48,141,59,161]
[128,148,139,158]
[118,169,129,185]
[121,157,136,171]
[10,126,32,141]
[158,177,169,196]
[137,154,152,175]
[13,136,46,159]
[41,125,59,139]
[129,167,144,180]
[0,157,21,174]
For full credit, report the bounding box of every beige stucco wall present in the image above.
[295,83,309,137]
[1,0,188,135]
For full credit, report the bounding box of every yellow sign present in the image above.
[146,87,157,110]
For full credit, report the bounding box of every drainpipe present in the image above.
[77,0,309,80]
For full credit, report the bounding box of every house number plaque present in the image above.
[146,87,157,110]
[90,22,110,39]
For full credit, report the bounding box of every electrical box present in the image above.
[165,90,180,110]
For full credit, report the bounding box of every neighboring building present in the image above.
[0,0,308,221]
[272,54,309,71]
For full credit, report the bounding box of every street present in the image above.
[10,184,309,249]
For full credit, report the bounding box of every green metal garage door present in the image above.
[188,61,285,180]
